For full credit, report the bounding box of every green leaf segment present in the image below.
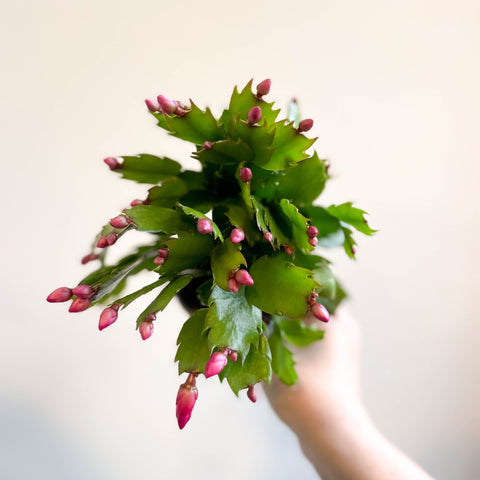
[47,79,375,429]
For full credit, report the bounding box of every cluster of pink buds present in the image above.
[204,348,238,378]
[230,227,245,244]
[47,284,97,313]
[227,269,254,293]
[247,106,262,125]
[308,292,330,323]
[110,215,132,229]
[104,157,121,171]
[99,303,121,330]
[145,95,190,116]
[197,218,213,235]
[176,373,198,429]
[256,78,271,98]
[239,166,252,183]
[307,225,319,247]
[297,118,314,133]
[153,248,169,266]
[139,313,156,340]
[97,232,117,248]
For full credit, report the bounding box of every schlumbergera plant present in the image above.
[47,79,375,429]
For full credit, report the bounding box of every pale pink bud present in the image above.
[230,228,245,244]
[106,233,117,246]
[256,78,271,97]
[176,384,198,430]
[351,246,357,255]
[239,167,252,182]
[298,119,314,133]
[130,199,145,207]
[227,278,239,293]
[68,297,91,313]
[153,256,165,265]
[81,253,98,265]
[247,385,257,403]
[157,248,169,259]
[263,231,273,242]
[234,269,254,286]
[203,141,212,150]
[247,106,262,125]
[110,215,130,229]
[204,351,228,378]
[139,321,154,340]
[46,287,72,303]
[197,218,213,235]
[229,350,238,362]
[71,284,95,299]
[99,304,120,331]
[307,226,318,238]
[97,236,109,248]
[308,237,318,247]
[284,245,293,255]
[157,95,177,115]
[145,98,161,112]
[104,157,121,170]
[312,303,330,323]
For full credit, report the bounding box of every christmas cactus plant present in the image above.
[47,79,374,429]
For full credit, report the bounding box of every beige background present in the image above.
[1,0,479,478]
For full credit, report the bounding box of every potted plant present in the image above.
[47,78,374,429]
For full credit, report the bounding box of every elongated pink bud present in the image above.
[307,226,318,238]
[130,199,145,207]
[256,78,271,97]
[234,269,254,286]
[47,287,72,303]
[104,157,121,170]
[203,141,212,150]
[228,350,238,362]
[247,106,262,125]
[312,303,330,323]
[72,284,95,299]
[153,256,165,265]
[110,215,130,229]
[197,218,213,235]
[139,321,154,340]
[106,233,117,246]
[97,236,108,248]
[176,383,198,430]
[227,278,239,293]
[68,297,91,313]
[157,95,177,114]
[298,119,314,133]
[99,304,120,330]
[230,228,245,244]
[247,385,257,403]
[308,237,318,247]
[81,253,98,265]
[284,245,293,256]
[205,351,228,378]
[239,167,252,182]
[263,231,273,242]
[157,248,169,259]
[145,98,161,112]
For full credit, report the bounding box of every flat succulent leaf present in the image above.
[210,240,246,290]
[175,309,211,375]
[277,199,313,254]
[301,206,344,247]
[136,275,192,327]
[261,122,316,171]
[219,334,272,395]
[156,232,214,275]
[342,226,357,259]
[206,286,262,358]
[268,322,297,385]
[178,204,223,241]
[197,278,214,306]
[275,316,324,347]
[113,277,171,309]
[126,205,193,234]
[178,170,206,190]
[195,139,254,165]
[146,178,188,207]
[252,198,289,247]
[290,252,330,271]
[312,260,338,301]
[116,154,181,184]
[220,80,280,127]
[246,256,318,318]
[327,203,376,235]
[225,202,260,245]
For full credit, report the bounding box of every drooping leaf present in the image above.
[275,316,324,347]
[115,277,171,308]
[210,240,246,291]
[342,226,357,259]
[175,309,211,375]
[177,204,223,241]
[327,203,376,235]
[277,199,313,254]
[246,256,318,318]
[126,205,193,234]
[146,178,188,207]
[252,198,289,247]
[268,322,297,385]
[116,154,181,184]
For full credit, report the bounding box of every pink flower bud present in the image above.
[227,278,239,293]
[351,246,357,255]
[204,351,228,378]
[203,141,212,150]
[247,106,262,125]
[68,297,91,313]
[130,199,145,207]
[247,385,257,403]
[97,236,108,248]
[307,226,318,238]
[239,167,252,182]
[230,228,245,244]
[263,231,273,242]
[234,269,254,286]
[106,233,117,246]
[145,98,161,112]
[308,291,318,307]
[145,313,157,322]
[81,253,98,265]
[229,350,238,362]
[197,218,213,235]
[110,215,130,229]
[46,287,72,303]
[157,95,177,115]
[284,245,293,256]
[139,321,154,340]
[298,119,314,133]
[99,304,120,331]
[157,248,169,259]
[176,383,198,430]
[256,78,271,97]
[153,256,165,265]
[71,284,95,299]
[104,157,121,170]
[308,237,318,247]
[312,303,330,323]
